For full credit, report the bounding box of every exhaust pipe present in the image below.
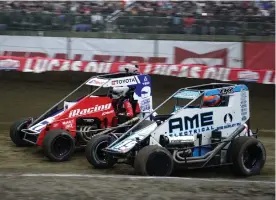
[173,124,246,164]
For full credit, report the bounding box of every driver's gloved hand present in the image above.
[117,114,130,124]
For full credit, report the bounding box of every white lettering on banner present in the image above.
[23,58,33,72]
[3,56,275,85]
[69,103,112,118]
[164,65,178,76]
[203,67,231,81]
[263,71,275,84]
[84,62,112,73]
[189,66,201,78]
[48,59,60,70]
[178,66,189,77]
[23,59,113,73]
[145,64,231,81]
[143,64,152,74]
[59,61,70,71]
[71,61,82,71]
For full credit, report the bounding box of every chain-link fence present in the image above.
[0,12,275,36]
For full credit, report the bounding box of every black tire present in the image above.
[229,136,266,176]
[10,119,32,147]
[85,134,117,169]
[42,129,76,162]
[134,145,174,176]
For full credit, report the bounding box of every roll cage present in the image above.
[27,72,141,128]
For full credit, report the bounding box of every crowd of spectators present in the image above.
[0,1,274,36]
[126,1,275,17]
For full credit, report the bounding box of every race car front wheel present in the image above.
[42,129,76,162]
[229,136,266,176]
[85,134,117,169]
[10,119,33,147]
[134,145,174,176]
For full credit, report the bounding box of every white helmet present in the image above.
[111,86,130,99]
[119,63,140,74]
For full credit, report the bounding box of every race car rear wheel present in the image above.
[42,129,76,162]
[85,134,117,169]
[229,136,266,176]
[10,119,33,147]
[134,145,174,176]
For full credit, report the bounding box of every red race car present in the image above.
[10,70,153,162]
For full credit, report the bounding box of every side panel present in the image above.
[150,91,249,147]
[107,122,158,153]
[132,75,153,113]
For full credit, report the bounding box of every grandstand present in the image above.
[0,1,274,35]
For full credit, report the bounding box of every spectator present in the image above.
[0,1,274,36]
[91,12,103,24]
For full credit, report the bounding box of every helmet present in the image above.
[203,95,221,107]
[111,86,130,99]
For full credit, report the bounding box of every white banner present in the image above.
[0,36,243,68]
[158,41,242,68]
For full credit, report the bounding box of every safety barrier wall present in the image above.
[0,36,275,84]
[0,55,275,84]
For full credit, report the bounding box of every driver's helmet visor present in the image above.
[111,90,121,98]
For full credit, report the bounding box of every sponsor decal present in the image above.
[142,76,150,85]
[169,136,194,143]
[87,78,108,86]
[69,103,112,117]
[83,119,95,123]
[216,122,241,131]
[102,110,114,116]
[242,116,247,121]
[28,120,50,132]
[240,90,248,120]
[111,77,137,86]
[0,59,20,70]
[53,123,59,128]
[174,90,200,99]
[141,86,151,99]
[140,98,151,112]
[168,111,240,136]
[224,113,233,123]
[168,111,214,136]
[238,71,259,82]
[218,87,234,95]
[62,120,74,129]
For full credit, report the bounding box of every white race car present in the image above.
[85,83,266,177]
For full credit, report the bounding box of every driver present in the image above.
[202,95,221,107]
[110,86,139,124]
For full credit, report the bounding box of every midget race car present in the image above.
[9,70,153,162]
[85,83,266,177]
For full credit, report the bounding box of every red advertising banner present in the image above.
[0,56,275,84]
[244,42,275,70]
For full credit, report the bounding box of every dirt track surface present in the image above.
[0,71,275,199]
[0,175,275,200]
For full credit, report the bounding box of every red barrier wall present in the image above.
[244,42,275,70]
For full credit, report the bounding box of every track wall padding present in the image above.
[0,71,274,98]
